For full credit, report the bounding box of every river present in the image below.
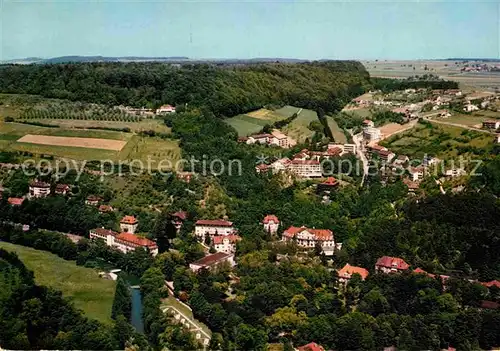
[130,287,144,333]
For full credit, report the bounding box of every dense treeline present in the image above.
[0,61,370,116]
[0,248,146,350]
[372,76,459,92]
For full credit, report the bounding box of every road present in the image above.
[351,131,369,186]
[423,117,496,135]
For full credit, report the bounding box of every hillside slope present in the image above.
[0,61,370,116]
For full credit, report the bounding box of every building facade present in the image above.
[375,256,409,274]
[213,234,241,253]
[288,159,322,178]
[29,181,51,199]
[90,228,158,256]
[189,252,236,272]
[263,215,280,234]
[282,226,337,254]
[120,215,139,234]
[195,219,235,239]
[337,263,369,283]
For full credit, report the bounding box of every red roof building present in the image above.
[212,234,241,254]
[120,215,139,234]
[338,263,369,282]
[98,204,114,213]
[55,184,70,195]
[482,280,500,288]
[90,228,158,256]
[8,197,24,206]
[375,256,410,274]
[317,177,339,194]
[297,342,325,351]
[263,215,280,235]
[282,226,337,254]
[195,219,235,239]
[189,252,235,272]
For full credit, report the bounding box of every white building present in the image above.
[363,127,382,142]
[343,143,357,154]
[271,129,296,148]
[263,215,280,235]
[156,104,176,114]
[213,235,241,253]
[90,228,158,256]
[120,216,139,234]
[463,104,479,112]
[445,168,466,177]
[281,226,338,255]
[270,158,291,174]
[28,181,51,199]
[288,159,322,178]
[409,166,425,182]
[189,252,235,272]
[195,219,235,239]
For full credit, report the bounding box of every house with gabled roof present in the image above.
[337,263,369,283]
[90,228,158,256]
[263,215,280,235]
[120,215,139,234]
[282,226,339,255]
[375,256,409,274]
[195,219,235,239]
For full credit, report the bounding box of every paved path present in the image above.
[351,131,369,186]
[423,117,496,135]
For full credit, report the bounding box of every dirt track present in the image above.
[17,134,127,151]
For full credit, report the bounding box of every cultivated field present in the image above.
[380,122,493,159]
[0,122,182,168]
[0,241,115,324]
[365,60,500,91]
[225,106,300,136]
[327,117,347,144]
[26,118,172,133]
[17,134,128,151]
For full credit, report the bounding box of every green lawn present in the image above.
[281,108,318,143]
[26,118,172,133]
[327,117,347,144]
[225,106,299,136]
[0,241,116,324]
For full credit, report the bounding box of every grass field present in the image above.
[225,106,300,136]
[26,118,172,133]
[0,241,115,324]
[380,121,493,159]
[281,108,317,143]
[327,117,347,143]
[161,296,211,337]
[0,122,182,169]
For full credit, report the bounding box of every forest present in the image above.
[0,61,370,116]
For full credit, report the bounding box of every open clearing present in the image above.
[0,241,115,324]
[225,105,300,136]
[327,117,347,143]
[281,108,317,143]
[17,134,128,151]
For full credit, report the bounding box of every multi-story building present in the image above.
[120,215,139,234]
[189,252,236,272]
[262,215,280,234]
[316,177,339,194]
[343,143,357,154]
[85,195,102,206]
[337,263,369,283]
[288,159,322,178]
[363,127,382,142]
[90,228,158,256]
[282,226,337,254]
[195,219,235,239]
[213,234,241,253]
[29,181,51,199]
[271,129,296,148]
[363,119,375,128]
[409,166,425,182]
[375,256,409,274]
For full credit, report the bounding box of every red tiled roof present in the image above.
[376,256,410,270]
[338,263,369,280]
[363,119,373,124]
[322,177,339,186]
[30,181,50,188]
[263,215,279,224]
[377,150,393,157]
[480,300,500,309]
[8,197,24,206]
[482,280,500,288]
[195,219,233,227]
[92,228,118,237]
[213,234,241,244]
[116,232,157,249]
[55,184,70,191]
[251,133,273,139]
[297,342,325,351]
[413,267,436,278]
[121,215,138,224]
[172,211,187,220]
[86,195,102,201]
[325,147,342,156]
[98,205,114,212]
[256,164,269,170]
[191,252,233,267]
[291,159,320,165]
[283,226,333,241]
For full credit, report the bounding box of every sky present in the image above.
[1,0,499,60]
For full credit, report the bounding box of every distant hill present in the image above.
[1,56,311,64]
